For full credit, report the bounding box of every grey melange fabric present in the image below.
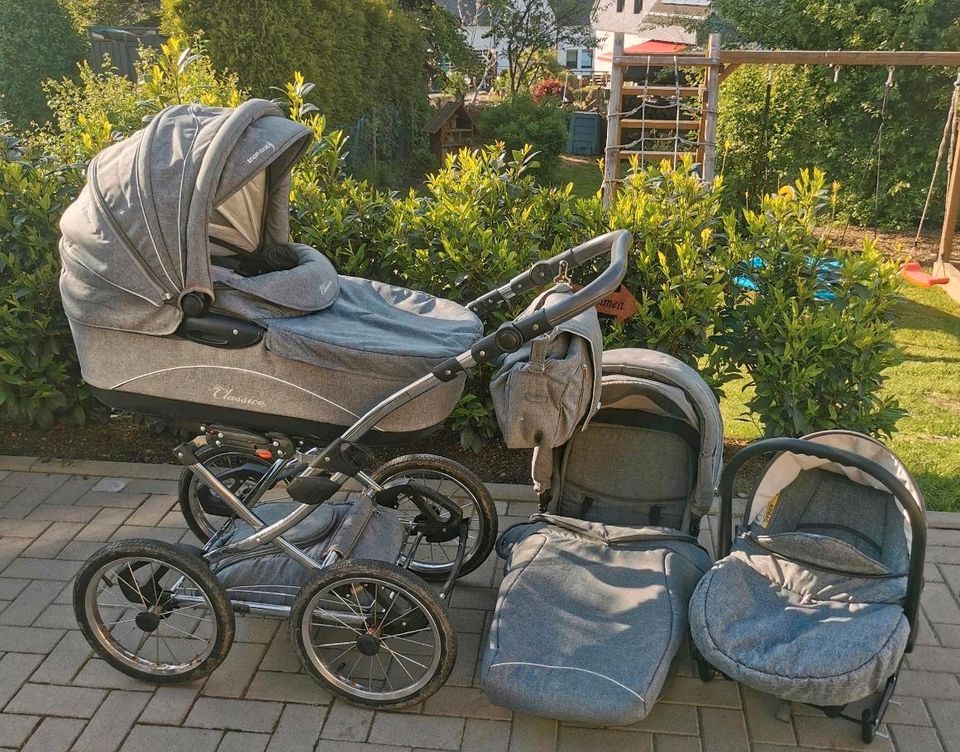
[59,99,483,431]
[490,285,602,492]
[60,100,313,336]
[689,468,911,707]
[211,243,483,380]
[209,496,405,606]
[481,515,710,725]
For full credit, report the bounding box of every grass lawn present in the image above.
[555,157,602,197]
[717,283,960,512]
[554,154,960,510]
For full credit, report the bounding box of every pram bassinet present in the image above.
[59,99,481,440]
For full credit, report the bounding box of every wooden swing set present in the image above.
[601,32,960,298]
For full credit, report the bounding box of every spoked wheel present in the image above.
[73,539,234,683]
[370,455,497,580]
[290,559,456,708]
[178,444,279,542]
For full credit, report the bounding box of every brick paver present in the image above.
[1,458,960,751]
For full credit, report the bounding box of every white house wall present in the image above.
[592,25,697,72]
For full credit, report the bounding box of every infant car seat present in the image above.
[58,99,481,441]
[689,431,926,742]
[480,348,723,725]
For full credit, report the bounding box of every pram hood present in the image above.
[746,430,924,552]
[59,99,314,335]
[550,348,723,523]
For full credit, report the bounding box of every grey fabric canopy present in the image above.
[59,99,313,335]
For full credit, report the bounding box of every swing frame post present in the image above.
[937,112,960,266]
[702,33,722,184]
[602,32,626,207]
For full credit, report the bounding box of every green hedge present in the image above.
[0,145,91,427]
[169,0,430,147]
[2,43,904,447]
[477,95,569,180]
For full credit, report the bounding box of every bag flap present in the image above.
[751,531,896,576]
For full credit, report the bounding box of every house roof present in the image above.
[424,100,473,134]
[596,39,689,62]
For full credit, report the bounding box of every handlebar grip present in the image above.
[457,230,632,371]
[466,230,632,318]
[539,229,631,327]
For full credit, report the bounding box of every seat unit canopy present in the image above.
[746,430,924,551]
[59,99,313,335]
[584,349,724,519]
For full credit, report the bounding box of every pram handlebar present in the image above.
[287,230,630,505]
[467,229,632,320]
[719,437,926,652]
[458,230,631,371]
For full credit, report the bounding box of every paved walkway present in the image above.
[0,456,958,752]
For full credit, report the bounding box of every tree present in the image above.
[401,0,483,84]
[0,0,86,126]
[708,0,960,226]
[486,0,597,93]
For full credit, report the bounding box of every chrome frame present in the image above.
[172,229,631,618]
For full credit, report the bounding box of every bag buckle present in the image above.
[553,260,572,285]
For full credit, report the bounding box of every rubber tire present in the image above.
[177,444,273,543]
[289,559,457,709]
[73,538,235,684]
[369,454,498,580]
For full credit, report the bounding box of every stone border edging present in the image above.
[3,455,957,528]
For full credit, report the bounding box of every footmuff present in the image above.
[689,431,925,709]
[482,516,710,725]
[481,348,723,725]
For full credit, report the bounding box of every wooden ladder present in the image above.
[602,33,721,206]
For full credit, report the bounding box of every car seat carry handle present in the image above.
[461,230,631,369]
[467,229,632,319]
[719,437,926,651]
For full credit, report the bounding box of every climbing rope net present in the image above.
[611,55,703,171]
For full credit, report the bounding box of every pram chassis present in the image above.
[74,229,632,706]
[704,437,927,743]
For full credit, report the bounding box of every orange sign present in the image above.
[572,283,638,321]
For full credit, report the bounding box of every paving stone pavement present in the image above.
[1,456,959,752]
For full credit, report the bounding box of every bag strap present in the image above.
[527,337,550,374]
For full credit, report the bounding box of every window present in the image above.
[634,0,642,10]
[565,48,579,68]
[616,0,625,11]
[581,49,593,68]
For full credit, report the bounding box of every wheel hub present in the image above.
[135,611,161,632]
[356,632,381,656]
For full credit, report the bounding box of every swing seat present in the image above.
[902,262,948,287]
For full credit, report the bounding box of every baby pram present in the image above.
[689,431,926,743]
[60,99,631,707]
[481,348,722,725]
